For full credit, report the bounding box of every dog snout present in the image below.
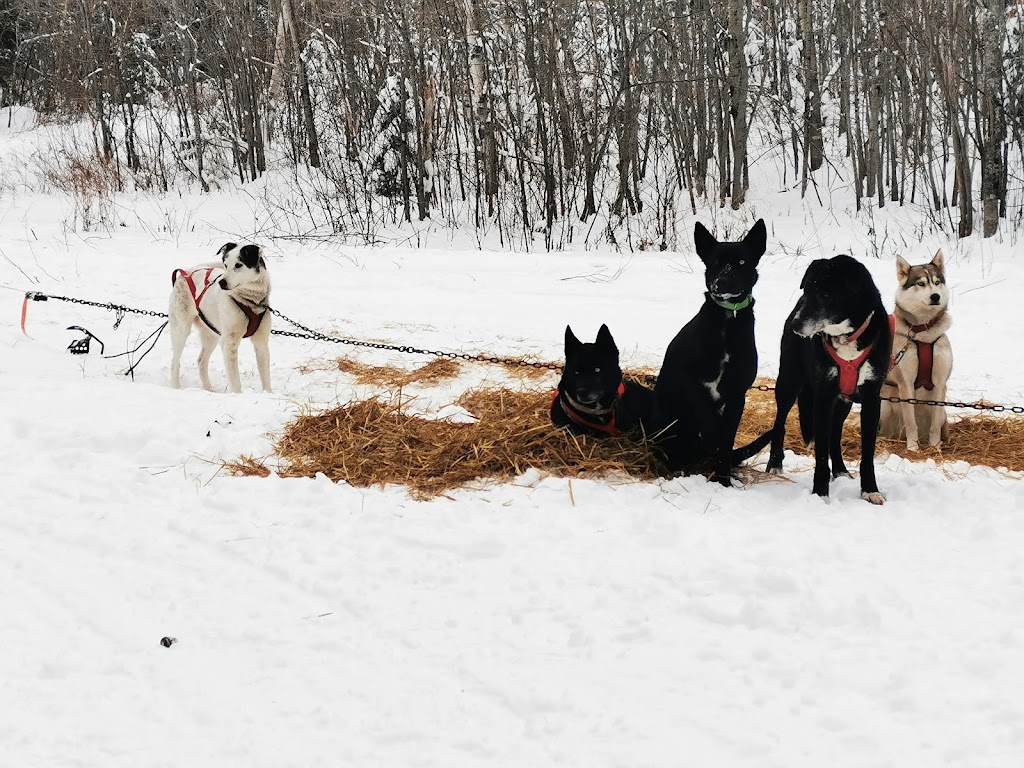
[218,278,229,290]
[930,293,941,304]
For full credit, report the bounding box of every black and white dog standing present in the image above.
[651,219,767,484]
[764,254,892,504]
[169,242,272,393]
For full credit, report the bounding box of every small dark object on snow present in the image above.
[160,636,177,648]
[66,325,105,355]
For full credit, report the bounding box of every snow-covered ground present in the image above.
[3,108,1024,766]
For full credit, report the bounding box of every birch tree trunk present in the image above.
[464,0,498,217]
[799,0,824,181]
[980,0,1006,237]
[727,0,748,208]
[279,0,320,168]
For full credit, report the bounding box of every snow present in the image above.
[3,109,1024,766]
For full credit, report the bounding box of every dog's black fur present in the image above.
[650,219,768,483]
[551,324,653,437]
[764,254,892,503]
[217,242,265,290]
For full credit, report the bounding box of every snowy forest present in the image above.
[0,0,1021,248]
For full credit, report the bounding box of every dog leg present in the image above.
[766,360,801,475]
[829,398,853,479]
[197,330,218,391]
[713,395,746,486]
[925,385,948,449]
[899,381,921,451]
[168,317,191,389]
[927,345,952,448]
[811,387,836,499]
[221,334,243,393]
[253,335,272,393]
[858,395,885,504]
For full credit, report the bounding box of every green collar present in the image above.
[709,292,753,312]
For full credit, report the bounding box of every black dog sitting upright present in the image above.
[650,219,768,483]
[764,254,892,504]
[551,324,653,437]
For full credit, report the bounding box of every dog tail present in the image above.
[798,388,815,446]
[732,431,772,463]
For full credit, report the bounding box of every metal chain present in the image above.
[24,292,1024,413]
[266,306,563,371]
[882,394,1024,415]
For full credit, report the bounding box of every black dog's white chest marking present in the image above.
[705,352,730,402]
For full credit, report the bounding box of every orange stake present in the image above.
[20,294,30,336]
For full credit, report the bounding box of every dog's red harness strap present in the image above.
[233,299,267,339]
[887,313,935,391]
[553,382,626,436]
[172,267,222,334]
[172,267,218,307]
[914,341,934,391]
[822,336,874,397]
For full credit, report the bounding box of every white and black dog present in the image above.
[169,242,272,393]
[762,254,892,504]
[879,250,952,450]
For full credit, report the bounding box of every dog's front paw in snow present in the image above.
[861,491,886,505]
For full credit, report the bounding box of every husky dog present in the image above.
[169,242,272,393]
[762,255,892,504]
[879,251,952,450]
[550,324,654,437]
[650,219,768,484]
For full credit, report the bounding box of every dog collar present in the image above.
[907,316,940,334]
[709,293,753,312]
[828,311,873,347]
[552,382,627,436]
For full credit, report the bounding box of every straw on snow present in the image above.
[229,373,1024,498]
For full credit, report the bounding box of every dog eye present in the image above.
[235,264,242,270]
[594,367,601,373]
[739,260,745,265]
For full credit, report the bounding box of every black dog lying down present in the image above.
[550,324,654,438]
[650,219,770,484]
[761,254,892,504]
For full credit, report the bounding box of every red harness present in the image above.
[172,267,266,338]
[821,313,876,397]
[552,382,627,436]
[888,314,938,391]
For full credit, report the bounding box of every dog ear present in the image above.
[896,255,911,284]
[217,242,237,261]
[564,325,582,358]
[595,324,618,356]
[742,219,767,259]
[931,249,945,274]
[239,244,262,270]
[693,222,717,263]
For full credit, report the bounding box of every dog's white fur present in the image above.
[879,250,952,450]
[169,243,272,393]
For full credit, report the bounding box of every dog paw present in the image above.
[832,469,852,480]
[814,493,832,505]
[861,491,886,505]
[906,442,921,452]
[714,474,733,488]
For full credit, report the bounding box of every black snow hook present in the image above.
[66,325,105,355]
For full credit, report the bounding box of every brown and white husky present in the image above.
[878,250,952,451]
